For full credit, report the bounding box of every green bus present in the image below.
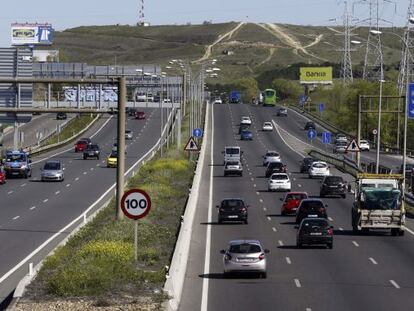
[263,89,277,107]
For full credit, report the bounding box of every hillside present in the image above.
[51,22,404,84]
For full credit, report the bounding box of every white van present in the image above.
[223,146,242,164]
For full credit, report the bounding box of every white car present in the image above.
[335,134,348,143]
[268,173,291,192]
[214,97,223,104]
[360,139,370,151]
[136,92,147,102]
[240,116,252,125]
[263,150,281,166]
[125,129,133,140]
[262,122,273,131]
[309,161,330,178]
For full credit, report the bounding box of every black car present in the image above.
[296,199,328,224]
[238,124,250,134]
[265,162,286,178]
[304,121,315,130]
[297,218,333,249]
[56,112,67,120]
[217,198,248,224]
[300,157,315,173]
[320,176,346,198]
[83,144,100,160]
[127,107,138,117]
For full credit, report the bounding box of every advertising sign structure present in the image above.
[300,67,333,84]
[63,87,118,102]
[11,23,54,46]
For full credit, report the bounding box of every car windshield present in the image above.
[44,162,60,170]
[226,161,239,166]
[301,219,328,228]
[265,90,275,97]
[264,123,272,126]
[271,174,288,180]
[88,145,99,150]
[361,188,400,210]
[77,140,87,145]
[221,200,245,208]
[229,243,261,254]
[286,193,307,200]
[360,140,368,144]
[6,154,25,162]
[125,130,132,134]
[225,148,240,154]
[313,163,327,168]
[301,200,324,209]
[110,152,118,158]
[266,152,279,157]
[325,177,343,183]
[269,162,283,168]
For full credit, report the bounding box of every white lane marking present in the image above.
[256,191,260,195]
[96,163,100,167]
[249,172,252,175]
[75,177,79,181]
[293,178,296,181]
[201,100,213,311]
[339,227,344,231]
[328,217,333,221]
[253,184,256,188]
[83,172,87,175]
[278,240,284,246]
[43,199,48,203]
[263,207,267,211]
[272,227,277,232]
[390,280,400,289]
[12,216,20,220]
[259,199,263,203]
[7,191,13,195]
[66,184,71,187]
[55,191,60,195]
[404,226,414,236]
[250,177,254,181]
[267,216,271,221]
[294,278,302,288]
[286,257,292,264]
[90,168,94,171]
[20,183,26,187]
[352,241,359,247]
[369,257,378,265]
[30,206,36,210]
[306,308,312,311]
[298,184,302,188]
[272,120,305,158]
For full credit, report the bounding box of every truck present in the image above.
[229,91,241,104]
[352,173,405,236]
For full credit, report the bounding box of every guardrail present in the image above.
[308,149,362,177]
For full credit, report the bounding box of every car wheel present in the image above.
[224,173,227,177]
[341,194,346,199]
[281,210,286,216]
[320,193,324,198]
[399,230,405,236]
[297,242,302,249]
[327,243,333,249]
[218,219,222,224]
[391,228,399,236]
[24,173,28,179]
[83,156,87,160]
[260,272,267,279]
[309,175,312,179]
[244,219,248,225]
[97,156,100,160]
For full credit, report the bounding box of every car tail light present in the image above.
[319,208,325,213]
[259,253,265,261]
[327,228,333,235]
[241,207,247,213]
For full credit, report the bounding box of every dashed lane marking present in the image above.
[328,217,333,221]
[249,172,252,175]
[369,257,378,265]
[75,177,79,181]
[12,216,20,220]
[253,184,256,188]
[298,184,302,188]
[278,240,284,246]
[20,183,26,187]
[259,199,263,203]
[251,178,254,181]
[66,184,71,187]
[352,241,359,247]
[256,191,260,195]
[7,191,13,195]
[286,257,292,264]
[339,227,344,231]
[263,207,267,211]
[43,199,48,203]
[90,168,94,171]
[267,216,271,221]
[390,280,400,289]
[55,191,60,195]
[294,279,302,288]
[30,206,36,210]
[83,172,87,175]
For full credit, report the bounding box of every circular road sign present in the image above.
[193,128,203,138]
[307,129,317,140]
[372,129,378,135]
[121,189,151,220]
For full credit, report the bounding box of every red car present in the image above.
[74,138,91,152]
[135,111,146,120]
[0,166,6,184]
[280,192,308,215]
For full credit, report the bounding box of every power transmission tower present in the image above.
[341,1,353,83]
[398,0,414,95]
[138,0,145,25]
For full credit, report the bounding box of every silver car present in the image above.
[263,150,281,166]
[41,160,64,182]
[220,239,269,278]
[224,160,243,176]
[125,129,133,140]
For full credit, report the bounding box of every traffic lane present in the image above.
[206,103,304,310]
[0,109,161,277]
[245,104,414,310]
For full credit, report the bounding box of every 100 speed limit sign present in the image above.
[121,189,151,220]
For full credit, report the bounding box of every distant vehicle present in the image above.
[359,140,370,151]
[296,199,328,224]
[239,124,250,134]
[262,122,273,131]
[224,160,243,176]
[268,173,291,192]
[300,157,316,173]
[309,161,330,178]
[263,89,277,107]
[276,107,288,116]
[163,98,172,103]
[240,129,253,141]
[229,91,241,104]
[262,150,281,166]
[147,93,154,102]
[320,176,346,198]
[398,163,414,176]
[135,111,146,120]
[304,121,315,130]
[217,198,248,224]
[280,192,308,215]
[56,112,67,120]
[136,92,147,102]
[333,141,348,154]
[223,146,242,163]
[127,107,138,117]
[154,94,161,102]
[41,160,64,182]
[240,116,252,125]
[3,150,32,178]
[106,151,118,168]
[125,129,133,140]
[297,218,333,249]
[214,97,223,104]
[0,166,6,184]
[74,138,91,152]
[265,161,286,178]
[220,240,269,278]
[335,133,348,143]
[83,144,100,160]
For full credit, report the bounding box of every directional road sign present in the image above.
[193,128,203,138]
[121,189,151,220]
[319,103,325,112]
[184,137,199,151]
[408,83,414,119]
[322,132,331,144]
[307,128,317,140]
[346,139,360,152]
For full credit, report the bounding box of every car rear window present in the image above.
[269,162,283,168]
[266,152,279,157]
[229,243,261,253]
[313,163,327,168]
[301,219,328,227]
[271,174,288,180]
[325,176,343,183]
[286,193,307,200]
[221,200,245,208]
[301,201,324,210]
[225,148,240,155]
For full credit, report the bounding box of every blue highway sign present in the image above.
[409,83,414,119]
[319,103,325,112]
[307,129,317,140]
[193,128,203,138]
[322,132,331,144]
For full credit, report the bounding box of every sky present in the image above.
[0,0,410,47]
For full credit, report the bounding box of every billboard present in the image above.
[11,23,54,46]
[63,87,118,102]
[300,67,333,84]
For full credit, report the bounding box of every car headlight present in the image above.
[20,165,27,169]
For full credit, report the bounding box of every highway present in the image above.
[180,103,414,311]
[0,108,164,301]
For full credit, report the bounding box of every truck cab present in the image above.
[3,150,32,178]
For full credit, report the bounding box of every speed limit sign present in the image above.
[121,189,151,220]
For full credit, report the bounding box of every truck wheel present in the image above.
[327,243,333,249]
[399,230,405,236]
[391,228,399,236]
